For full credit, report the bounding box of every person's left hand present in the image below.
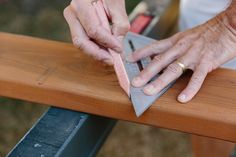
[126,10,236,103]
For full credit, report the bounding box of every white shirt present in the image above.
[179,0,236,69]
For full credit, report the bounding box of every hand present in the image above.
[64,0,130,65]
[126,4,236,103]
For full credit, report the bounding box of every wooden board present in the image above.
[191,135,235,157]
[1,32,236,142]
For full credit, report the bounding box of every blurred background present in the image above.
[0,0,192,157]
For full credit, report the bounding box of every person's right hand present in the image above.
[63,0,130,65]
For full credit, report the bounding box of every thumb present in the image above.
[103,0,130,37]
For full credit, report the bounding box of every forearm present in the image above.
[220,0,236,33]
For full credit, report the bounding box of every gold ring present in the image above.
[176,61,187,72]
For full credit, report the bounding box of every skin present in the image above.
[127,0,236,103]
[63,0,130,65]
[64,0,236,103]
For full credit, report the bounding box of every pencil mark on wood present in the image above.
[37,67,57,85]
[1,32,236,142]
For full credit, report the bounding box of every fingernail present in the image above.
[117,36,124,42]
[104,59,113,66]
[143,85,156,95]
[126,54,134,62]
[178,94,186,102]
[113,39,123,52]
[114,46,122,53]
[132,77,143,87]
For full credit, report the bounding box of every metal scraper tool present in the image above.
[124,32,175,117]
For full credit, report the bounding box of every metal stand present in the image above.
[7,107,116,157]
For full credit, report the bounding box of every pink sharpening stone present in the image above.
[93,1,130,96]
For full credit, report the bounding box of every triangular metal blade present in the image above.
[124,32,175,117]
[130,81,173,117]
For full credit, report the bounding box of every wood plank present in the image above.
[1,32,236,142]
[191,135,235,157]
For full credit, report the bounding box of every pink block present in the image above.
[93,1,130,96]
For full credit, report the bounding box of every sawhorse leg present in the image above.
[7,107,116,157]
[191,135,235,157]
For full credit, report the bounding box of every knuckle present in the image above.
[167,63,181,74]
[139,65,156,81]
[169,37,177,46]
[69,1,77,11]
[169,32,182,44]
[153,55,162,62]
[199,59,214,72]
[189,77,202,91]
[113,21,130,36]
[143,44,156,55]
[72,37,86,50]
[118,21,130,32]
[176,38,187,48]
[143,69,153,78]
[87,27,99,38]
[93,55,103,61]
[94,50,108,61]
[200,57,210,65]
[191,76,202,86]
[154,78,165,87]
[139,70,149,80]
[63,7,70,19]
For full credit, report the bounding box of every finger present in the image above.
[131,37,193,87]
[92,1,124,52]
[127,32,200,63]
[73,38,113,62]
[176,39,204,70]
[70,1,122,52]
[126,38,175,62]
[178,68,208,103]
[143,61,185,95]
[131,55,166,87]
[178,64,208,103]
[64,6,113,62]
[103,0,130,37]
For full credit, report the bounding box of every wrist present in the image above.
[209,3,236,43]
[207,1,236,56]
[222,1,236,33]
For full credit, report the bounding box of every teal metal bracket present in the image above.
[7,107,116,157]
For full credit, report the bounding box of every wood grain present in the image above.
[191,135,235,157]
[1,32,236,142]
